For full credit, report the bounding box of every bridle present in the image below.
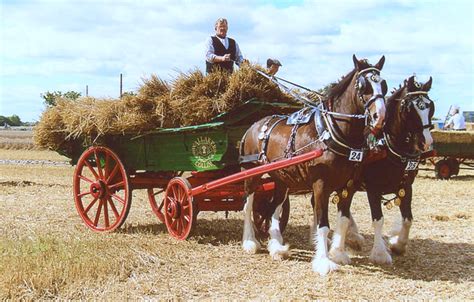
[384,89,434,161]
[400,91,435,130]
[355,67,387,111]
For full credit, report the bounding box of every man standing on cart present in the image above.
[205,18,245,73]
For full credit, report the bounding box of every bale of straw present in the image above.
[431,130,474,144]
[34,64,297,152]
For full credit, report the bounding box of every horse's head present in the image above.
[388,76,434,153]
[352,54,387,132]
[403,76,434,151]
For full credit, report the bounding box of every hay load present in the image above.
[34,64,295,151]
[431,129,474,144]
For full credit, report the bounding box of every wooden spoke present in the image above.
[108,181,124,191]
[84,159,99,179]
[103,198,110,228]
[93,199,103,227]
[107,197,120,219]
[84,196,99,215]
[111,193,126,205]
[106,164,120,183]
[78,174,95,184]
[77,191,92,198]
[94,150,104,179]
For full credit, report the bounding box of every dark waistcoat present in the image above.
[206,36,236,73]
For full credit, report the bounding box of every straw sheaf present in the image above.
[34,65,295,151]
[431,130,474,144]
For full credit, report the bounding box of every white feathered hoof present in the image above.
[312,257,339,276]
[369,247,393,265]
[389,236,407,255]
[242,239,261,254]
[329,248,351,265]
[346,232,365,251]
[268,239,290,260]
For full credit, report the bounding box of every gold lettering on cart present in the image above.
[192,137,217,169]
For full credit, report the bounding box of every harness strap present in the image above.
[284,124,300,158]
[258,116,286,163]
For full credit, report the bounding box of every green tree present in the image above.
[8,114,21,126]
[0,115,22,126]
[41,90,81,106]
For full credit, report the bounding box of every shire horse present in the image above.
[331,75,434,265]
[239,55,387,275]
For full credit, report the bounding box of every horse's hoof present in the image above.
[369,248,392,265]
[242,240,260,254]
[346,232,365,251]
[312,257,339,276]
[329,248,351,265]
[268,239,289,260]
[389,236,407,255]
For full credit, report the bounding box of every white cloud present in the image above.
[1,0,473,121]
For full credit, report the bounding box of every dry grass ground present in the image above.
[0,130,35,150]
[0,149,473,300]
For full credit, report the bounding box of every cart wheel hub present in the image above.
[167,200,181,219]
[90,181,107,199]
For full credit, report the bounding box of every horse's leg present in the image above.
[311,179,338,275]
[389,186,413,255]
[329,196,352,265]
[242,177,261,253]
[367,189,392,264]
[346,210,365,251]
[267,185,290,260]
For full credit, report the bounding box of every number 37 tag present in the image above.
[348,150,364,162]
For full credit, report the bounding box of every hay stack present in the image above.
[34,63,295,151]
[431,130,474,144]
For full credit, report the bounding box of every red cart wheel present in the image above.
[163,177,196,240]
[147,188,165,223]
[73,146,131,232]
[435,159,451,179]
[253,196,290,239]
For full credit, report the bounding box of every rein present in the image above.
[254,69,368,120]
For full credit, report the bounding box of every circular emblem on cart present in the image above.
[192,137,217,169]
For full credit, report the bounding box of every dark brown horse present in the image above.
[239,55,387,275]
[330,75,434,266]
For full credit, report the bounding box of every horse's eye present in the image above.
[370,74,379,82]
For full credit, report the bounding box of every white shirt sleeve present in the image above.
[205,36,217,63]
[234,40,244,65]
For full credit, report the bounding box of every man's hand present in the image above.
[222,54,231,61]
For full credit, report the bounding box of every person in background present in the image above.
[266,58,282,76]
[444,105,466,130]
[205,18,245,74]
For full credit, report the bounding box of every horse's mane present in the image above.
[385,84,406,128]
[326,69,356,101]
[326,60,373,101]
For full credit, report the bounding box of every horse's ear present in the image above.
[422,76,433,92]
[353,54,360,69]
[407,75,416,86]
[375,55,385,70]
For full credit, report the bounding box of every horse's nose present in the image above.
[372,98,386,129]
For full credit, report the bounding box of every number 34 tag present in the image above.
[349,150,364,162]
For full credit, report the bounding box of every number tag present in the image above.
[349,150,363,162]
[405,160,419,171]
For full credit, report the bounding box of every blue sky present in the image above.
[0,0,473,122]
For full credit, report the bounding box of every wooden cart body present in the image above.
[429,130,474,179]
[67,99,321,239]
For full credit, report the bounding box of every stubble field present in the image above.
[0,147,473,300]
